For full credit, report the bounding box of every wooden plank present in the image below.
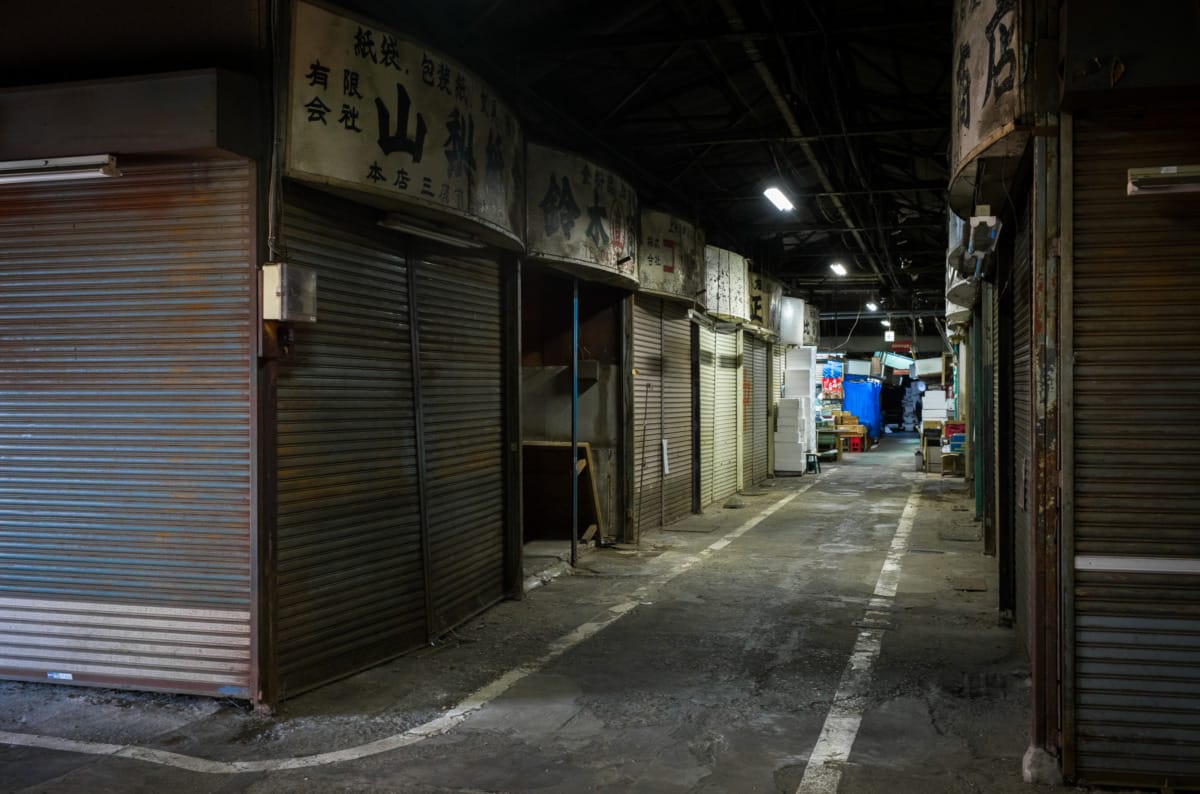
[521,441,604,541]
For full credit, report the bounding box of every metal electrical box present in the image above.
[262,262,317,322]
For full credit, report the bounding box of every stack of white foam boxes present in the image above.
[923,388,948,424]
[902,381,921,430]
[774,346,817,473]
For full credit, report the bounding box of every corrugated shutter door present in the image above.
[751,337,769,484]
[698,323,715,510]
[1072,111,1200,784]
[417,256,506,633]
[661,301,693,525]
[772,344,785,475]
[983,282,997,550]
[740,332,754,490]
[277,193,423,695]
[0,162,255,697]
[1012,197,1034,660]
[713,330,739,502]
[633,295,664,532]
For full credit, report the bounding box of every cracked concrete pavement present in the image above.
[0,435,1085,792]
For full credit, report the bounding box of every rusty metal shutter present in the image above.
[633,295,664,532]
[697,322,715,510]
[740,331,755,491]
[713,330,739,502]
[0,161,255,697]
[416,255,506,633]
[750,337,769,484]
[1011,196,1034,660]
[661,301,692,525]
[1070,111,1200,786]
[276,191,424,696]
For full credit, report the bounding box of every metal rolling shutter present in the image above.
[661,301,693,525]
[698,323,716,510]
[416,255,506,633]
[277,193,423,695]
[740,332,754,490]
[983,282,997,549]
[1071,111,1200,785]
[751,337,769,484]
[771,344,785,475]
[0,162,255,697]
[1012,197,1034,660]
[713,330,739,502]
[633,295,664,532]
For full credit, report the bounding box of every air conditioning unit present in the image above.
[967,213,1001,257]
[1128,164,1200,196]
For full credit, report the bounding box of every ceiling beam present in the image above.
[626,123,946,148]
[756,221,942,235]
[483,19,950,56]
[712,182,946,201]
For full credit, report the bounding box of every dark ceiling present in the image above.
[399,0,953,335]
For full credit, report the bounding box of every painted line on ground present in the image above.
[0,479,821,774]
[796,478,923,794]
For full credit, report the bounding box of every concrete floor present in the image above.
[0,436,1083,793]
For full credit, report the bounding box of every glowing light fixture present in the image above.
[866,301,878,312]
[763,186,794,211]
[830,262,847,276]
[0,155,121,185]
[881,319,892,327]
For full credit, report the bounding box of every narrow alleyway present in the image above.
[1,438,1064,793]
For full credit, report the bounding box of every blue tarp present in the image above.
[843,380,883,439]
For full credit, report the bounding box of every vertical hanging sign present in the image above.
[286,1,524,248]
[951,0,1022,173]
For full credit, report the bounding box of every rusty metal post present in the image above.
[1031,108,1063,759]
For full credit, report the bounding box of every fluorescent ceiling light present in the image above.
[379,215,486,249]
[866,302,878,312]
[830,262,847,276]
[763,187,794,211]
[881,319,891,327]
[0,155,121,185]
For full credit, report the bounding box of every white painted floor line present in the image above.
[0,482,816,775]
[796,479,923,794]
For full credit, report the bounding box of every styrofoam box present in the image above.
[775,430,803,443]
[924,390,948,409]
[783,384,812,399]
[786,346,817,371]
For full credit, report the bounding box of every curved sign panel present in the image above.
[287,1,524,248]
[748,273,782,336]
[526,143,639,287]
[638,209,703,304]
[704,246,749,323]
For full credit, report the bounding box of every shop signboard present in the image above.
[637,209,703,304]
[951,0,1022,175]
[704,245,749,322]
[286,0,524,248]
[526,143,639,287]
[747,273,782,336]
[803,300,821,346]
